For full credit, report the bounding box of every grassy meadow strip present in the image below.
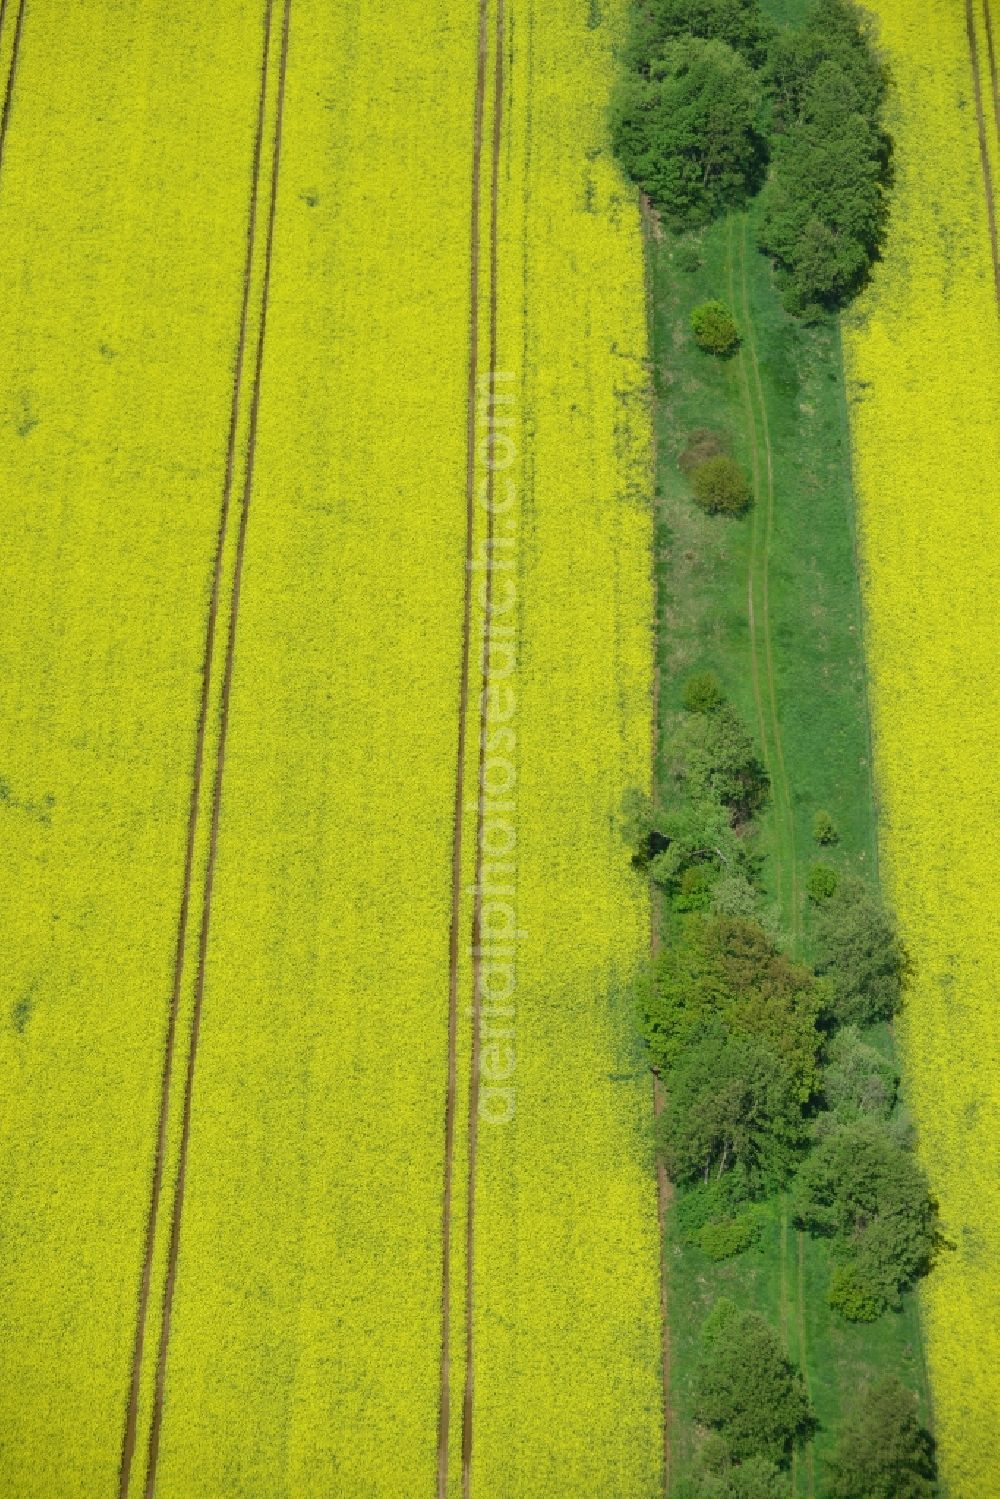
[647,205,931,1492]
[843,1,1000,1492]
[0,2,269,1493]
[466,0,663,1492]
[144,1,479,1493]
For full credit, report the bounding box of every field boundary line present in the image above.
[461,3,506,1493]
[139,3,293,1494]
[640,193,672,1499]
[0,0,26,180]
[965,0,1000,310]
[438,2,490,1492]
[117,3,278,1493]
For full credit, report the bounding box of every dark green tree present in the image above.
[813,875,906,1026]
[611,37,765,226]
[692,299,741,354]
[668,702,770,822]
[758,46,889,312]
[792,1121,937,1318]
[764,0,887,130]
[692,456,753,516]
[658,1026,805,1192]
[827,1377,937,1498]
[683,670,726,714]
[694,1302,813,1464]
[625,0,774,72]
[641,915,821,1098]
[675,1433,790,1497]
[821,1025,898,1123]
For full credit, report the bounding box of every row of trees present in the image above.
[681,1304,936,1497]
[622,677,938,1491]
[610,0,892,313]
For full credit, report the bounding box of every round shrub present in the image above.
[828,1262,881,1323]
[683,670,724,714]
[691,299,739,355]
[807,862,839,903]
[699,1211,761,1261]
[813,809,839,845]
[691,456,753,516]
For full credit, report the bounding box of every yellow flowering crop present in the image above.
[0,2,271,1493]
[843,2,1000,1493]
[1,0,661,1493]
[147,2,479,1494]
[459,0,664,1493]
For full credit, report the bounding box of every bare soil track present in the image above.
[143,2,293,1489]
[117,3,279,1493]
[461,9,506,1496]
[437,3,491,1494]
[116,4,279,1491]
[117,3,292,1495]
[966,0,1000,311]
[0,0,27,178]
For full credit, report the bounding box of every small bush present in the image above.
[806,862,839,903]
[700,1211,762,1260]
[692,456,753,516]
[676,864,717,911]
[676,1176,753,1243]
[683,671,725,714]
[812,809,839,845]
[692,299,740,354]
[827,1262,882,1323]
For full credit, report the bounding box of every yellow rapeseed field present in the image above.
[844,2,1000,1493]
[146,1,478,1495]
[464,0,663,1492]
[1,0,661,1493]
[0,1,269,1493]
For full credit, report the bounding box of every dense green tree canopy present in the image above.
[792,1122,937,1317]
[821,1025,898,1123]
[813,875,906,1027]
[625,0,773,72]
[641,915,822,1097]
[827,1377,937,1499]
[659,1026,805,1193]
[611,37,765,226]
[694,1302,813,1464]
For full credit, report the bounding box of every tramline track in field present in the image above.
[0,0,27,177]
[461,5,506,1495]
[966,0,1000,309]
[437,1,491,1493]
[117,2,291,1495]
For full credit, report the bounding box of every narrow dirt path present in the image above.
[437,5,491,1495]
[737,222,799,948]
[461,7,506,1495]
[117,5,278,1495]
[138,5,293,1495]
[0,0,27,178]
[966,0,1000,310]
